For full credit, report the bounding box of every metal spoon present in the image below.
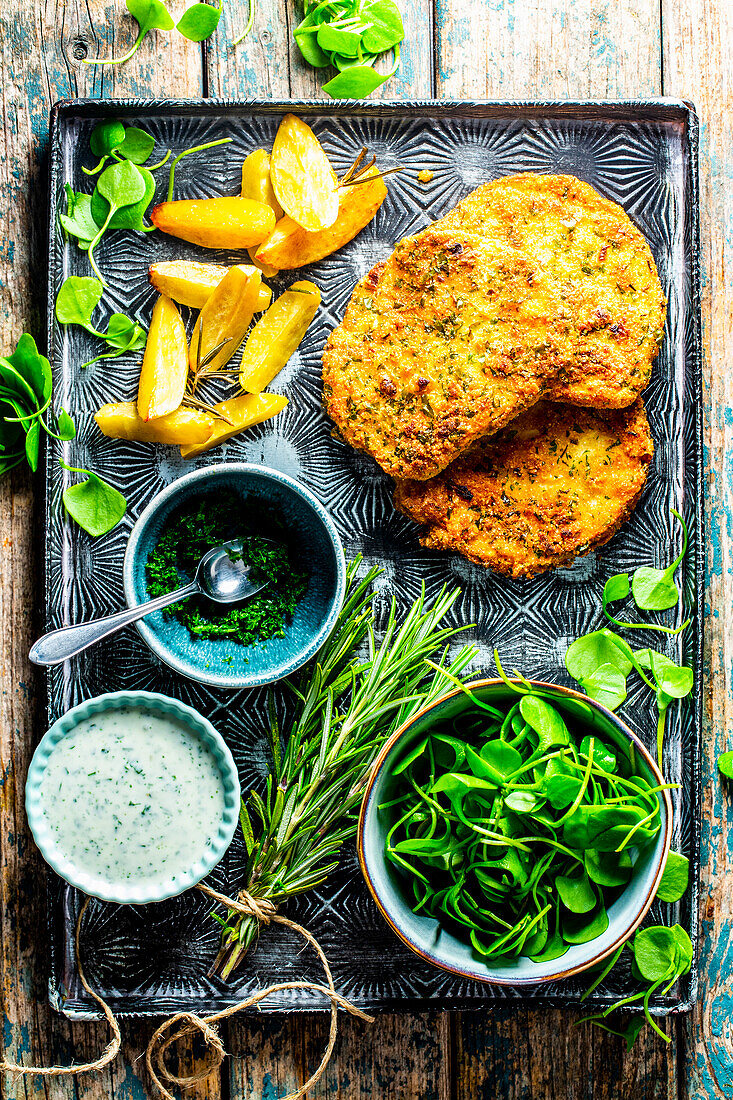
[29,539,271,666]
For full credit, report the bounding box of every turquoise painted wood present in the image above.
[0,0,730,1097]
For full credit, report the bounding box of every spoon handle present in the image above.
[28,582,200,666]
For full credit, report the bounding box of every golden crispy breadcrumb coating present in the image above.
[394,400,653,579]
[438,174,666,407]
[323,174,665,482]
[323,229,564,481]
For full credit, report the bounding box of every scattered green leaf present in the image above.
[60,460,127,536]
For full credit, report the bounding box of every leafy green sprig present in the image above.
[294,0,404,98]
[580,923,693,1047]
[55,277,146,366]
[83,0,224,66]
[211,561,478,979]
[602,510,691,636]
[60,460,127,537]
[0,335,75,475]
[565,629,693,764]
[61,122,230,286]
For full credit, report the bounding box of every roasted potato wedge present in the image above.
[270,114,339,232]
[241,149,283,219]
[255,171,387,270]
[137,295,188,421]
[239,280,321,393]
[95,402,214,444]
[150,197,276,249]
[180,393,288,458]
[148,260,272,312]
[189,264,262,375]
[241,149,282,278]
[149,261,229,309]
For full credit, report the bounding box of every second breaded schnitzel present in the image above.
[437,174,666,407]
[394,400,653,578]
[323,227,564,480]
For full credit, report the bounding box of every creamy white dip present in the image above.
[37,707,227,889]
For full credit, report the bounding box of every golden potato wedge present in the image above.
[241,149,282,278]
[241,149,283,218]
[150,197,276,249]
[270,114,339,232]
[256,284,273,311]
[180,393,288,458]
[239,281,321,393]
[148,260,272,312]
[137,295,188,421]
[95,402,214,444]
[255,171,387,270]
[149,261,229,309]
[189,264,262,375]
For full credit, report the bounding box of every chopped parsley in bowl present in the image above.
[123,463,346,689]
[145,490,309,646]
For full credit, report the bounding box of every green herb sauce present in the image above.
[145,490,308,647]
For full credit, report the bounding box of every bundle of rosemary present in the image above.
[211,558,478,978]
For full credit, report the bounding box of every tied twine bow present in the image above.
[0,886,373,1098]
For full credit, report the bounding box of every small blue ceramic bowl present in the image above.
[359,680,672,986]
[25,691,240,905]
[123,463,346,690]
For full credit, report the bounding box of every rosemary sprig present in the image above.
[338,146,404,188]
[210,558,478,979]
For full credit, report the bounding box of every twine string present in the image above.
[0,886,372,1099]
[145,884,373,1100]
[0,897,122,1078]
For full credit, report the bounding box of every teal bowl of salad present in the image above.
[358,679,672,985]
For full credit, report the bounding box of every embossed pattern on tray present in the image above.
[46,99,702,1018]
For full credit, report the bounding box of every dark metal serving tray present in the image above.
[45,97,702,1018]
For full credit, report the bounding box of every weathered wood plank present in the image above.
[227,1011,450,1098]
[660,0,733,1097]
[455,1008,676,1100]
[434,0,661,100]
[0,3,209,1098]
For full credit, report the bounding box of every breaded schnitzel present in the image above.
[393,400,653,578]
[437,174,666,407]
[324,174,664,481]
[323,227,565,480]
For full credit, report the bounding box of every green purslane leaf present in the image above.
[632,510,689,612]
[60,460,127,536]
[323,64,392,98]
[115,126,156,164]
[90,119,127,158]
[8,333,53,405]
[361,0,404,52]
[56,277,147,366]
[177,1,222,41]
[316,23,362,56]
[91,164,156,232]
[656,851,689,904]
[60,186,101,246]
[556,870,597,914]
[85,0,174,65]
[86,160,149,282]
[55,276,104,329]
[0,335,76,478]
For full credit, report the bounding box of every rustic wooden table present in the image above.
[1,1,730,1096]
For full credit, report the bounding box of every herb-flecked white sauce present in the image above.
[38,707,226,886]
